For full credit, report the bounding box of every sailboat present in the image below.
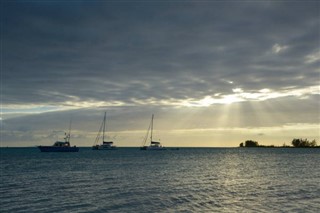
[92,112,117,150]
[140,114,166,150]
[38,120,79,152]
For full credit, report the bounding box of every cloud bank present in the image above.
[1,1,319,146]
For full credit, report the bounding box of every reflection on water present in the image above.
[1,148,319,212]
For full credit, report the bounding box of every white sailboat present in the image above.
[140,114,166,150]
[92,112,117,150]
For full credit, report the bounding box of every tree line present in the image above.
[240,138,318,148]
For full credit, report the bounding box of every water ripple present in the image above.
[1,148,319,212]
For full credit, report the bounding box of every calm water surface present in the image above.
[1,147,319,212]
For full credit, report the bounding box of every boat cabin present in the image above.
[53,141,71,147]
[150,141,162,147]
[103,141,113,145]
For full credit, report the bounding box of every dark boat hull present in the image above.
[38,146,79,152]
[140,146,166,150]
[92,145,117,150]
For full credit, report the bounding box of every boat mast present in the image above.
[150,114,154,142]
[102,112,106,142]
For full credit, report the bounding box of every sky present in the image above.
[1,0,319,147]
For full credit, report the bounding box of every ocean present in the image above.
[1,147,319,212]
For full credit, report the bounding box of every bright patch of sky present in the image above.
[272,43,288,54]
[2,105,62,114]
[305,51,320,64]
[183,85,320,107]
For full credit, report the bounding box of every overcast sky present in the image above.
[1,0,319,147]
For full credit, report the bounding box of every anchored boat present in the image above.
[38,120,79,152]
[92,112,117,150]
[141,114,166,150]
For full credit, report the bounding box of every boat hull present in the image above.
[38,146,79,152]
[140,146,166,150]
[92,145,117,150]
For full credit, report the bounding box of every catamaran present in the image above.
[92,112,117,150]
[140,114,166,150]
[38,120,79,152]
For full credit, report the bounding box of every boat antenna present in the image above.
[67,117,72,143]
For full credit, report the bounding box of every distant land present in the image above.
[240,138,319,148]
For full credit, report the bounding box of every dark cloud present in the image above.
[2,1,319,146]
[2,1,319,106]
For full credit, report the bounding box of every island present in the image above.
[240,138,319,148]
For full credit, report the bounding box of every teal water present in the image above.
[1,147,319,212]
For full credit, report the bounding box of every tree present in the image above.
[291,138,317,147]
[310,140,317,147]
[244,140,259,147]
[292,138,302,147]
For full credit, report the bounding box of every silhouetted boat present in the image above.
[92,112,117,150]
[38,121,79,152]
[141,114,166,150]
[38,141,79,152]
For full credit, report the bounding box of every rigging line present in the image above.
[94,116,105,145]
[151,114,154,142]
[142,118,152,147]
